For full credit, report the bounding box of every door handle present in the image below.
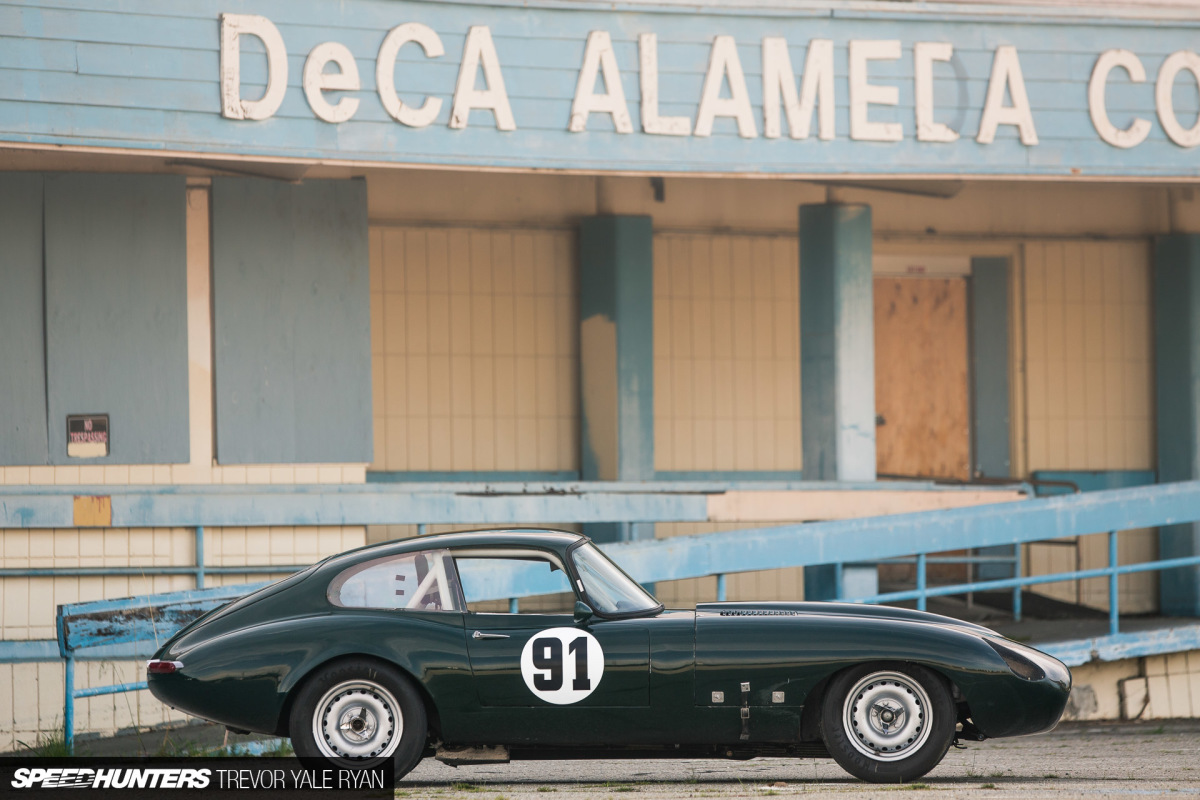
[472,630,510,640]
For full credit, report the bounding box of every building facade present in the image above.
[3,0,1200,746]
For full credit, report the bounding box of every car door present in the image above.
[455,553,650,708]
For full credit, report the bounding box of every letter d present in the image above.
[220,14,288,120]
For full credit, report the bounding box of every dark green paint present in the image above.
[150,530,1069,755]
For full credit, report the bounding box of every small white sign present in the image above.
[520,628,604,705]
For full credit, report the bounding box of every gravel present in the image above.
[401,719,1200,799]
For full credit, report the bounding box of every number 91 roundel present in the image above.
[520,628,605,705]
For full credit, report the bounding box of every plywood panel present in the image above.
[874,277,970,481]
[212,178,371,464]
[44,173,189,465]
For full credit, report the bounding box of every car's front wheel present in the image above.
[820,663,955,783]
[290,660,427,779]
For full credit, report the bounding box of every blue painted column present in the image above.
[970,258,1015,584]
[1155,235,1200,616]
[799,204,876,599]
[579,216,655,544]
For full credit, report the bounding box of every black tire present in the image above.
[819,662,955,784]
[289,659,427,780]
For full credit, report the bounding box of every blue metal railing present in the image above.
[3,480,1199,751]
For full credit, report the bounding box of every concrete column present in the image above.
[970,257,1015,582]
[1155,235,1200,616]
[579,216,654,543]
[799,204,876,599]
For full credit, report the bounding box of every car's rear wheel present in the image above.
[820,663,955,783]
[290,660,427,779]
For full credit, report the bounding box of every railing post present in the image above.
[64,654,75,754]
[195,526,206,590]
[916,553,927,611]
[1013,545,1023,622]
[508,598,518,614]
[716,574,726,602]
[1109,529,1120,636]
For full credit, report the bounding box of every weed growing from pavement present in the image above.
[16,722,71,757]
[907,784,930,790]
[980,784,997,790]
[451,782,484,792]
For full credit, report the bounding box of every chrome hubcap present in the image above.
[843,671,932,762]
[313,680,402,760]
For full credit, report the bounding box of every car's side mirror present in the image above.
[573,600,594,624]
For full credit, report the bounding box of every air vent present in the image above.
[718,610,802,617]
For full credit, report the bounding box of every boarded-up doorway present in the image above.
[874,276,971,481]
[874,276,971,586]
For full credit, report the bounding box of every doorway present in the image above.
[874,275,972,587]
[874,276,971,481]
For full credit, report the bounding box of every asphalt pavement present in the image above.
[401,719,1200,799]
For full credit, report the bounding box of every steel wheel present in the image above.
[290,659,427,779]
[312,679,402,760]
[820,662,956,783]
[842,670,933,761]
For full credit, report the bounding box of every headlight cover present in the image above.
[984,638,1047,681]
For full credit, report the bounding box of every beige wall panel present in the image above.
[654,233,801,472]
[1024,241,1154,471]
[371,227,578,474]
[1022,240,1157,612]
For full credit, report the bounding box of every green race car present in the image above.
[147,529,1070,784]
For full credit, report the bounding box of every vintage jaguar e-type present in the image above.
[147,529,1070,783]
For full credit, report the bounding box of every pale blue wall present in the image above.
[0,174,48,465]
[211,177,372,464]
[43,174,190,465]
[2,1,1199,177]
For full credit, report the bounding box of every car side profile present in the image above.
[147,529,1071,783]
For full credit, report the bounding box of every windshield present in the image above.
[571,543,660,615]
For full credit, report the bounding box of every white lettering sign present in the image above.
[303,43,360,123]
[1089,50,1150,149]
[695,35,757,138]
[762,38,834,141]
[377,23,444,128]
[220,14,288,120]
[450,26,516,131]
[213,14,1200,153]
[977,45,1039,146]
[570,31,633,134]
[914,42,958,143]
[1156,51,1200,148]
[849,40,902,142]
[639,33,692,136]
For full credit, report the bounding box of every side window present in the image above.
[454,557,575,614]
[328,549,460,611]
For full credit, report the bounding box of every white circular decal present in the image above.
[520,627,605,705]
